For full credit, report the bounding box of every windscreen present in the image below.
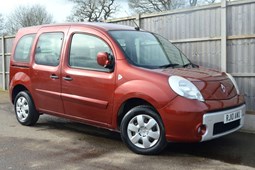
[109,30,190,69]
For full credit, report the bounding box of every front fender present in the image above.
[112,80,177,127]
[116,80,173,108]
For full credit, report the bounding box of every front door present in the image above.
[61,30,115,125]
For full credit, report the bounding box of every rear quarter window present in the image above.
[14,34,35,62]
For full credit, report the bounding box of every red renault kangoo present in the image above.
[9,23,245,154]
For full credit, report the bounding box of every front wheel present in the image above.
[14,91,39,126]
[120,106,167,155]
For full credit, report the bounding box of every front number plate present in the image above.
[224,110,242,124]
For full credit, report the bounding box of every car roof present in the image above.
[78,22,136,31]
[17,22,137,34]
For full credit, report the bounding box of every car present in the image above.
[9,23,246,155]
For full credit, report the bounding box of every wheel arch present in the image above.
[9,71,32,104]
[11,84,30,104]
[116,98,160,129]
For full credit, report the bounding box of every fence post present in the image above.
[1,36,6,90]
[136,14,141,28]
[221,0,227,72]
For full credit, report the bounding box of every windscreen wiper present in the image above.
[183,62,199,68]
[158,63,180,68]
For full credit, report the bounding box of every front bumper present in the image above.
[201,104,246,141]
[159,95,245,142]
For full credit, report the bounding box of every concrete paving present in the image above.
[0,90,255,170]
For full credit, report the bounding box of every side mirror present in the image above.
[97,52,114,69]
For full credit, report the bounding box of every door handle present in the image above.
[63,76,73,81]
[50,74,59,79]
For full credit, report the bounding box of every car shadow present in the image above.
[35,115,255,167]
[162,132,255,167]
[35,115,121,141]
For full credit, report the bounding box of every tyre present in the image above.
[120,105,167,155]
[14,91,39,126]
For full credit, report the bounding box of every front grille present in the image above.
[213,119,240,135]
[206,104,244,114]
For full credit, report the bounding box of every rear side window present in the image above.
[69,33,112,72]
[35,32,63,66]
[14,34,35,62]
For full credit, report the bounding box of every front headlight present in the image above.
[168,76,204,102]
[226,73,240,95]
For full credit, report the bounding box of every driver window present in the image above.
[69,33,112,72]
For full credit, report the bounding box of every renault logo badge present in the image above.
[220,84,226,93]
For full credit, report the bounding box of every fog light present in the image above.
[197,124,206,136]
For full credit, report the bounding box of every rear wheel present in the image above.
[120,105,167,155]
[14,91,39,126]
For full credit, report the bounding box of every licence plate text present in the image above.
[224,111,241,124]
